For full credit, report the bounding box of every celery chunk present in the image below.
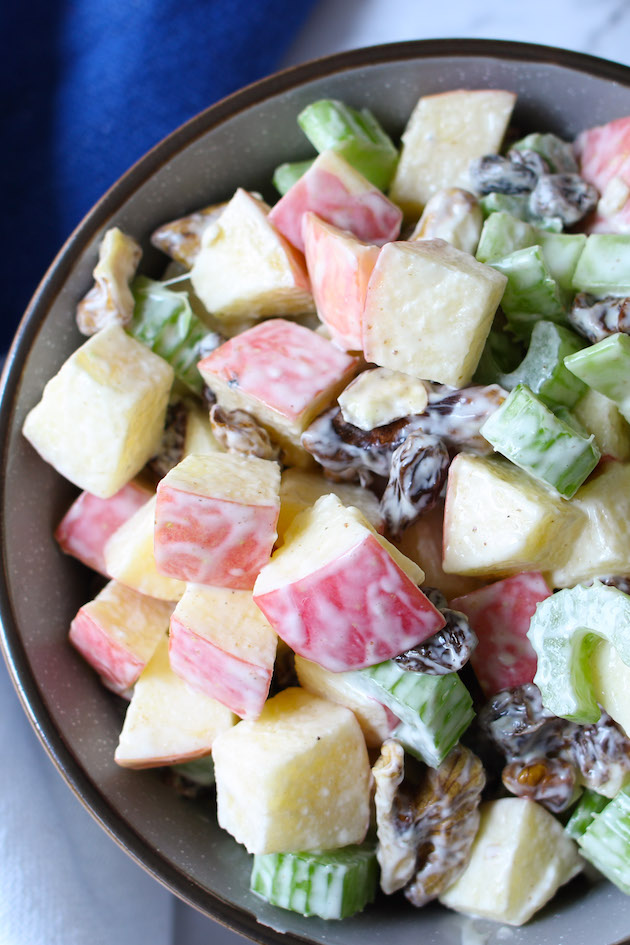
[565,789,610,841]
[577,785,630,894]
[250,844,377,919]
[527,582,630,724]
[479,192,531,220]
[129,276,210,394]
[476,212,537,263]
[480,384,600,498]
[564,333,630,422]
[511,132,579,173]
[171,755,215,786]
[488,245,567,339]
[297,99,398,191]
[272,159,314,196]
[497,320,587,409]
[352,661,474,768]
[572,234,630,294]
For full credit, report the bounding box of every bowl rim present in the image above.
[3,36,630,943]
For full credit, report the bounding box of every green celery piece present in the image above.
[572,234,630,294]
[272,159,314,196]
[480,383,600,499]
[297,99,398,191]
[578,785,630,894]
[352,661,474,768]
[511,132,579,174]
[171,755,215,786]
[552,405,589,436]
[564,333,630,422]
[566,790,610,841]
[479,192,531,220]
[488,245,567,339]
[473,328,525,385]
[527,582,630,724]
[130,276,209,394]
[250,844,377,919]
[538,231,587,293]
[475,212,537,264]
[497,320,587,409]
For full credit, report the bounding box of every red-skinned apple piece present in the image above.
[268,150,402,253]
[451,572,552,697]
[55,479,153,576]
[253,494,445,672]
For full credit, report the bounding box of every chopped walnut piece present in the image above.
[373,739,485,906]
[150,203,228,268]
[209,404,280,461]
[76,227,142,336]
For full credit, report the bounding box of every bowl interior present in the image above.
[3,39,630,945]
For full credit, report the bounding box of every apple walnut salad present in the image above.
[22,90,630,925]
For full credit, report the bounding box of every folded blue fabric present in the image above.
[0,0,318,350]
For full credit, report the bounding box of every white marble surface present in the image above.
[3,2,630,945]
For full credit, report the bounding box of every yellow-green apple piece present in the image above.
[69,580,173,695]
[302,211,380,351]
[592,640,630,739]
[151,201,228,268]
[22,324,174,498]
[268,150,402,253]
[573,387,630,460]
[115,635,236,768]
[55,478,153,577]
[168,584,277,720]
[189,188,314,322]
[439,797,582,925]
[212,687,372,853]
[277,467,383,544]
[104,495,186,601]
[442,453,585,577]
[547,461,630,588]
[253,494,444,672]
[154,452,280,589]
[338,367,429,431]
[410,187,483,255]
[294,654,398,748]
[198,317,359,466]
[362,240,506,387]
[389,89,516,218]
[394,499,485,600]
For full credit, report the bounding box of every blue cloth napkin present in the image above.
[0,0,318,351]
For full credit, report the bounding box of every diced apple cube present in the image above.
[55,479,153,576]
[212,687,372,853]
[451,572,551,696]
[302,211,380,350]
[592,640,630,738]
[389,89,516,218]
[104,495,186,601]
[575,115,630,233]
[548,460,630,588]
[362,240,506,386]
[169,584,277,719]
[277,467,383,544]
[189,188,314,321]
[154,452,280,589]
[294,655,398,747]
[253,494,444,672]
[573,388,630,461]
[443,454,585,577]
[394,500,485,600]
[115,635,236,768]
[439,798,582,926]
[22,324,174,498]
[69,580,173,694]
[268,150,402,253]
[198,318,358,465]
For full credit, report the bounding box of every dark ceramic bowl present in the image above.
[3,38,630,945]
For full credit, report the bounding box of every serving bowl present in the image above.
[3,37,630,945]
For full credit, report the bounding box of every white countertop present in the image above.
[3,3,630,945]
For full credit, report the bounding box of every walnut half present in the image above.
[76,227,142,335]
